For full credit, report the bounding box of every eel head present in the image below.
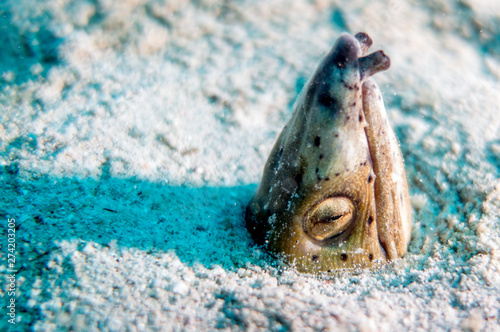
[246,32,412,273]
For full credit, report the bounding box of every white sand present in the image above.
[1,0,499,330]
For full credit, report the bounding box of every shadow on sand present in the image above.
[0,164,264,328]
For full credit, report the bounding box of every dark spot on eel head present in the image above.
[335,134,339,138]
[278,147,284,159]
[340,253,347,261]
[294,172,303,187]
[368,216,374,225]
[325,177,330,181]
[319,154,323,160]
[368,175,373,183]
[312,255,319,262]
[314,136,321,147]
[359,113,363,122]
[317,91,337,108]
[369,253,373,261]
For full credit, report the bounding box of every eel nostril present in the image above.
[354,32,373,55]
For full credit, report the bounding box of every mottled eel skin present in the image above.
[246,32,411,273]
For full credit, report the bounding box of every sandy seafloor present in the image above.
[1,0,500,330]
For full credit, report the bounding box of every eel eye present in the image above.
[305,197,355,241]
